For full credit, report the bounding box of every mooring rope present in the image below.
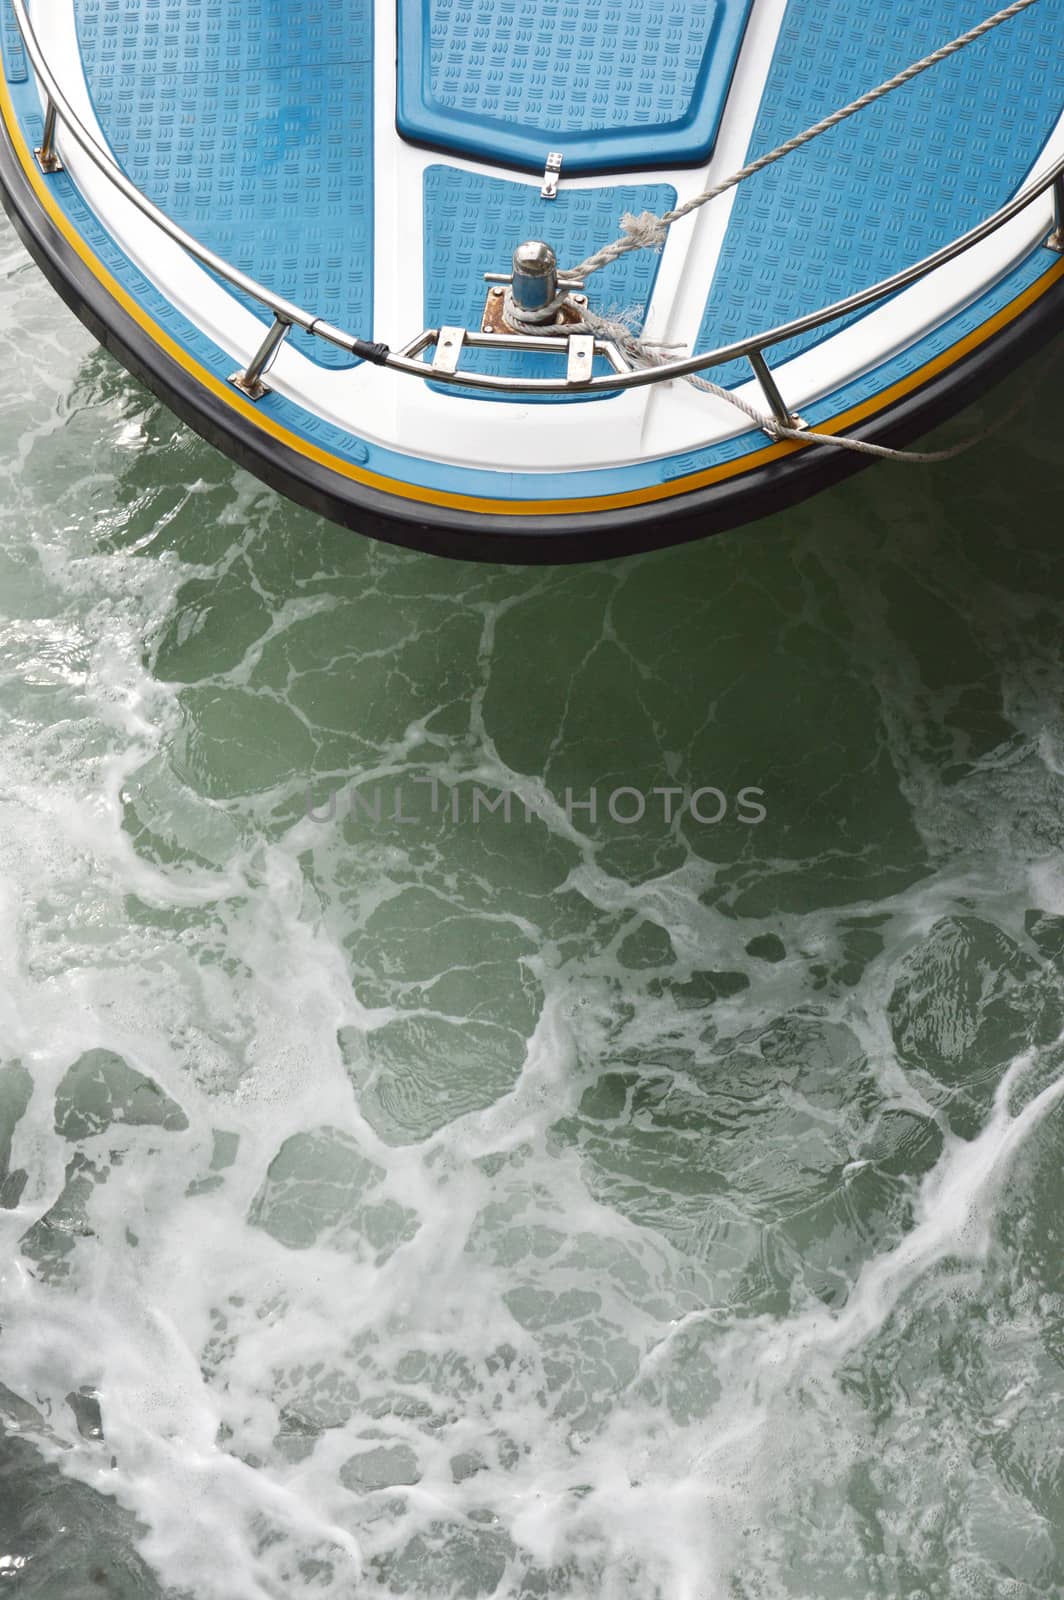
[503,0,1042,461]
[544,305,1023,462]
[532,309,1008,460]
[681,367,1019,461]
[561,0,1041,285]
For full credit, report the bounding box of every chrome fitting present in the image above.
[510,240,558,317]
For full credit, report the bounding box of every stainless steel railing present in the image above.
[12,0,1064,421]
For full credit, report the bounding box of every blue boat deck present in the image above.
[66,0,1064,397]
[398,0,754,173]
[74,0,374,368]
[694,0,1064,375]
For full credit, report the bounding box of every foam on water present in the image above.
[3,213,1064,1598]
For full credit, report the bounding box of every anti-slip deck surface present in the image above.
[74,0,374,368]
[1,0,23,80]
[695,0,1064,376]
[69,0,1064,396]
[399,0,754,173]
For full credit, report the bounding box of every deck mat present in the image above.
[399,0,753,174]
[2,0,25,82]
[695,0,1064,379]
[73,0,373,368]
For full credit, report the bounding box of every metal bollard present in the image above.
[510,240,558,320]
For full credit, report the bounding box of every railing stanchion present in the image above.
[229,316,292,400]
[748,350,805,435]
[1048,174,1064,252]
[34,98,64,173]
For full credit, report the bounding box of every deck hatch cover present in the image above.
[398,0,755,174]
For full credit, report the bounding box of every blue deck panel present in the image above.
[696,0,1064,379]
[423,167,676,400]
[399,0,754,174]
[1,0,24,81]
[73,0,374,369]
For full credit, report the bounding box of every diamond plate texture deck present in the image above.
[400,0,753,174]
[73,0,373,368]
[2,0,26,82]
[424,166,675,401]
[696,0,1064,381]
[431,0,719,132]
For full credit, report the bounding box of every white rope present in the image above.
[502,0,1042,463]
[502,291,995,459]
[557,304,1002,461]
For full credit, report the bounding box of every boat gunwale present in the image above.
[10,0,1064,399]
[4,79,1063,560]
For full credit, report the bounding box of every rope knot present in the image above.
[620,211,669,250]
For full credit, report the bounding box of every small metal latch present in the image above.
[566,334,595,384]
[541,151,563,200]
[432,327,466,374]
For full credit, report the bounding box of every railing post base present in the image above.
[228,371,273,401]
[1047,176,1064,252]
[34,99,63,173]
[228,315,292,402]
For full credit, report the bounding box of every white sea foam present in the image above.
[3,224,1064,1597]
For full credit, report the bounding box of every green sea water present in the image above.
[2,207,1064,1599]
